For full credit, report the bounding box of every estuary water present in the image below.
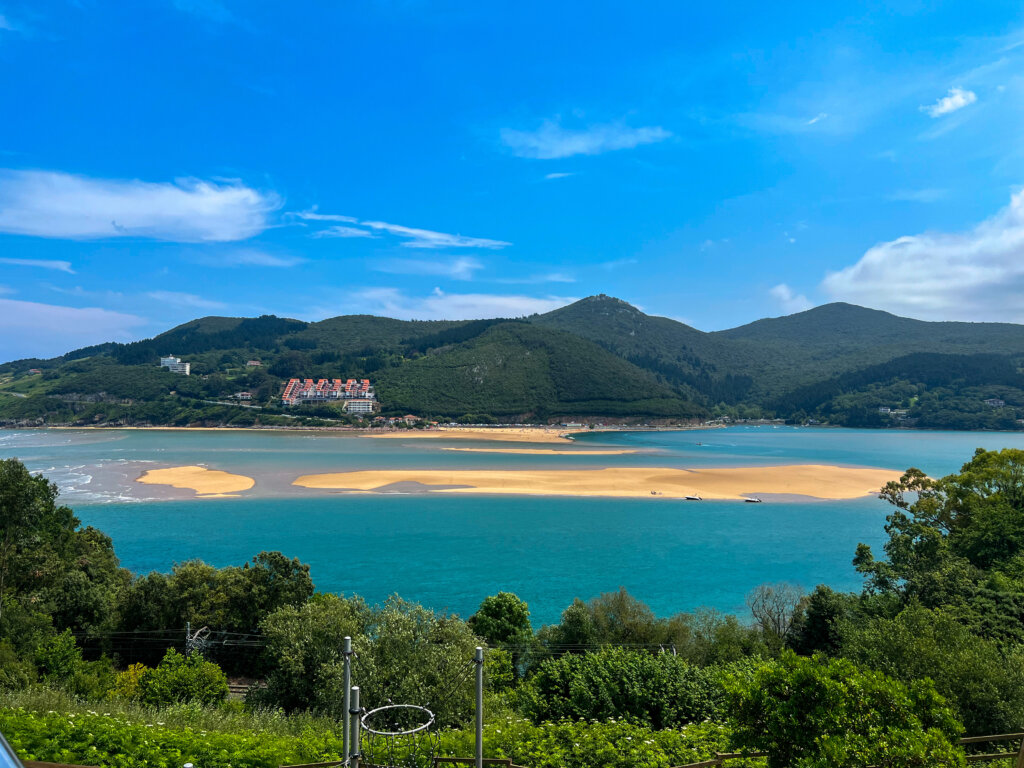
[3,426,1024,625]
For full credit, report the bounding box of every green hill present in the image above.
[2,295,1023,429]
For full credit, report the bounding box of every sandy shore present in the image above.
[292,464,900,501]
[137,466,256,496]
[442,447,639,455]
[364,427,576,443]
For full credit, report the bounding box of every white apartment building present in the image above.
[160,356,191,375]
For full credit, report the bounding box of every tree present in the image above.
[854,449,1024,642]
[0,459,68,626]
[255,593,369,712]
[468,592,533,646]
[0,459,125,648]
[727,652,965,768]
[840,605,1024,736]
[787,585,860,656]
[745,582,803,643]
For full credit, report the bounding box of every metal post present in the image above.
[350,685,361,768]
[475,646,484,768]
[343,636,352,763]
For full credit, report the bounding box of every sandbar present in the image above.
[292,464,899,501]
[364,427,574,443]
[137,465,255,496]
[442,447,639,455]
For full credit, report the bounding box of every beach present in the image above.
[136,466,256,496]
[441,447,639,455]
[364,427,576,443]
[292,464,900,501]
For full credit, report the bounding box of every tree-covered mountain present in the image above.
[2,294,1023,429]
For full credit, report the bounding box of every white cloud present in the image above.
[360,221,511,249]
[769,283,813,314]
[501,119,671,159]
[0,14,14,31]
[310,225,377,239]
[0,299,147,362]
[291,210,359,223]
[922,87,977,117]
[145,290,226,310]
[373,257,482,280]
[806,112,828,125]
[0,257,75,273]
[544,172,575,180]
[0,170,279,242]
[340,287,574,321]
[822,189,1024,321]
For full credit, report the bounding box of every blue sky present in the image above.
[1,0,1023,361]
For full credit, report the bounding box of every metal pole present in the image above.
[475,646,484,768]
[343,636,352,763]
[350,685,361,768]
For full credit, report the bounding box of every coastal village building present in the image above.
[344,398,375,414]
[159,356,191,375]
[984,398,1007,407]
[281,378,376,406]
[246,360,262,367]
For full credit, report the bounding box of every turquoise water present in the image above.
[4,426,1024,625]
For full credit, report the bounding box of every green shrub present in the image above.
[0,706,732,768]
[33,630,115,700]
[517,647,728,729]
[137,649,228,706]
[726,651,965,768]
[0,640,35,691]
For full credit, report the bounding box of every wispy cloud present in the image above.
[922,87,977,117]
[336,287,574,321]
[360,221,511,249]
[0,285,13,295]
[822,189,1024,321]
[806,112,829,125]
[0,257,75,273]
[291,210,359,223]
[373,257,483,280]
[310,225,378,239]
[0,299,147,363]
[206,249,305,267]
[501,119,671,159]
[145,290,225,310]
[769,283,813,314]
[494,273,576,285]
[544,172,575,180]
[297,213,510,249]
[0,14,16,32]
[0,170,279,242]
[600,258,639,270]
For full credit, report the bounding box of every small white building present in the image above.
[344,398,375,414]
[160,356,191,375]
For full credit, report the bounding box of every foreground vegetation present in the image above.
[4,448,1024,765]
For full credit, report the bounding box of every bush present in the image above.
[0,640,35,691]
[137,649,228,707]
[110,663,148,701]
[727,651,965,768]
[33,630,115,700]
[517,647,728,729]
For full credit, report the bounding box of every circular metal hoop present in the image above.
[360,704,436,736]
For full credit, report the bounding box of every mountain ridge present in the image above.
[2,295,1023,429]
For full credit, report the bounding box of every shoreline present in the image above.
[136,466,256,496]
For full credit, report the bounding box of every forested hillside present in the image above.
[2,294,1023,429]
